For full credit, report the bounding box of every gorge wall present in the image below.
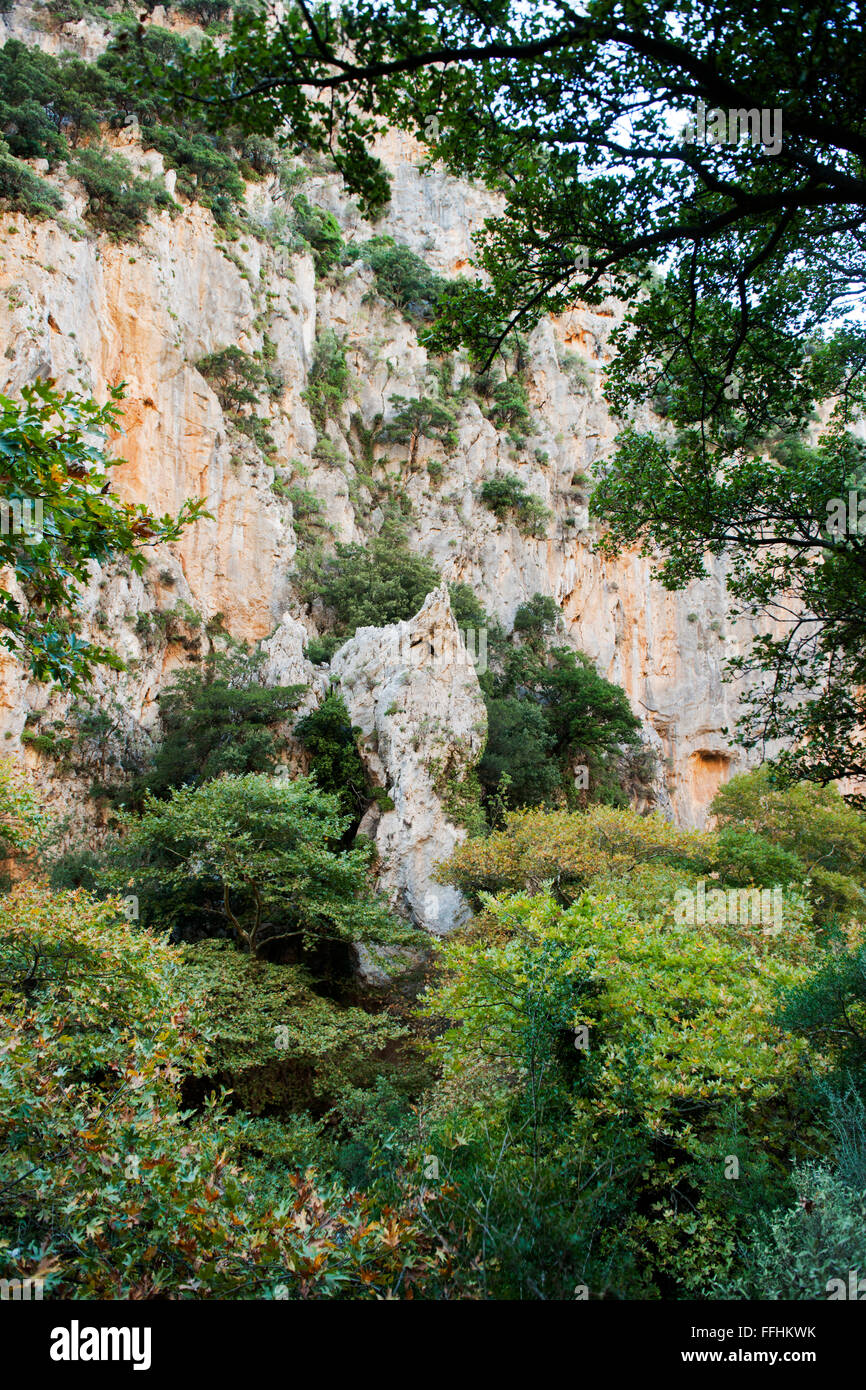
[0,5,775,930]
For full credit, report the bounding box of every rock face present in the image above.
[0,6,783,917]
[331,586,487,935]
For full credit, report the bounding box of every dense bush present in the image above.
[296,525,443,641]
[778,940,866,1093]
[142,124,246,227]
[294,688,374,823]
[345,234,446,318]
[0,40,111,163]
[486,377,535,445]
[711,767,866,925]
[438,803,713,908]
[716,1164,866,1299]
[479,473,552,537]
[0,35,261,235]
[478,609,645,813]
[477,697,560,810]
[0,34,185,166]
[0,882,433,1299]
[197,344,283,413]
[70,144,174,241]
[177,939,407,1115]
[131,649,304,802]
[417,887,816,1297]
[0,139,62,218]
[98,772,415,960]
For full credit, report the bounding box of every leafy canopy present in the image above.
[131,649,305,803]
[99,772,415,959]
[0,381,207,689]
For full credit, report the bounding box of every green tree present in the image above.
[480,614,644,812]
[345,234,446,317]
[177,938,408,1115]
[380,394,458,466]
[591,423,866,793]
[69,143,174,241]
[133,649,305,802]
[293,688,372,822]
[99,772,415,959]
[0,381,207,689]
[140,2,866,376]
[297,524,443,639]
[302,329,350,431]
[710,768,866,924]
[478,697,559,811]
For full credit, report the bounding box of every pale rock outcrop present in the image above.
[261,612,327,714]
[331,585,487,936]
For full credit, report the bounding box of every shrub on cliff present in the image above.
[70,144,174,241]
[130,649,305,804]
[345,235,446,319]
[479,473,551,537]
[296,525,443,641]
[197,344,283,413]
[141,124,246,227]
[302,329,350,431]
[292,192,344,274]
[0,139,63,218]
[293,688,372,823]
[380,393,459,462]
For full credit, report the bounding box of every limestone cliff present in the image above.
[0,5,775,927]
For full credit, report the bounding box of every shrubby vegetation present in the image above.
[478,603,645,813]
[292,192,344,274]
[0,882,435,1299]
[129,649,304,803]
[6,715,866,1301]
[479,473,552,538]
[70,143,174,240]
[293,688,377,825]
[416,886,815,1297]
[345,234,446,320]
[0,32,286,237]
[0,137,63,217]
[302,329,350,433]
